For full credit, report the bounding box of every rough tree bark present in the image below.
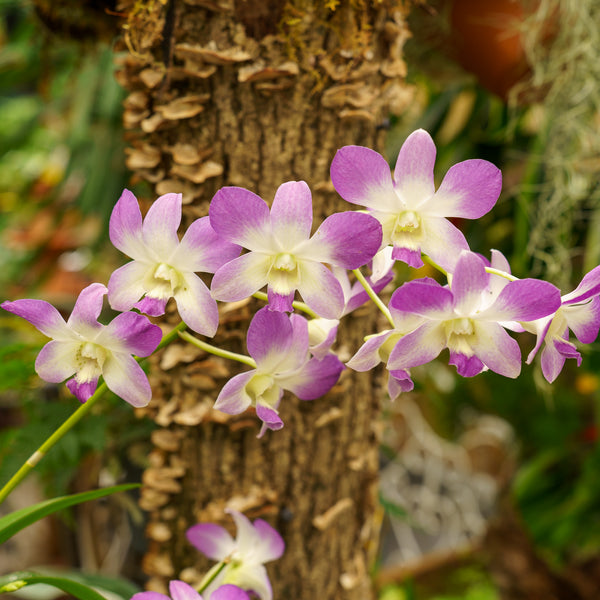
[113,1,414,598]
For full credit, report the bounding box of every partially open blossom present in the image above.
[209,181,382,318]
[187,510,284,600]
[330,129,502,271]
[1,283,162,406]
[213,307,344,436]
[108,189,240,336]
[131,580,249,600]
[386,251,561,378]
[524,265,600,382]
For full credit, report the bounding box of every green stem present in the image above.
[352,268,394,327]
[252,291,319,319]
[197,559,229,593]
[421,254,447,277]
[484,266,518,282]
[0,321,188,506]
[0,382,108,505]
[179,331,257,368]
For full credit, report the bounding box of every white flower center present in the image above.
[75,342,107,383]
[246,373,279,407]
[444,318,475,355]
[269,253,300,294]
[146,262,183,299]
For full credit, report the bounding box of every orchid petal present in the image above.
[224,564,272,600]
[169,581,203,600]
[566,296,600,343]
[305,211,382,269]
[141,193,182,260]
[393,129,436,205]
[174,273,220,336]
[425,159,501,218]
[296,261,345,319]
[211,585,250,600]
[1,299,71,340]
[448,352,485,377]
[102,354,153,407]
[66,378,99,403]
[387,322,446,370]
[540,341,570,383]
[35,340,79,383]
[387,370,414,400]
[107,261,150,312]
[419,217,470,272]
[186,523,236,561]
[251,519,286,562]
[99,311,162,356]
[270,181,313,249]
[67,283,107,338]
[246,308,294,370]
[211,253,271,302]
[171,216,241,273]
[469,321,521,378]
[563,264,600,304]
[482,279,561,322]
[452,252,489,315]
[131,591,170,600]
[109,189,146,260]
[134,296,167,317]
[213,371,254,415]
[389,279,452,319]
[209,187,272,251]
[330,145,397,210]
[279,353,344,400]
[347,331,395,372]
[256,404,284,432]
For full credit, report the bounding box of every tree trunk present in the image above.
[114,1,413,598]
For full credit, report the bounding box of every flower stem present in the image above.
[0,382,107,505]
[0,321,188,506]
[421,254,447,277]
[179,331,257,368]
[197,559,229,593]
[484,266,519,282]
[252,291,319,319]
[352,268,394,327]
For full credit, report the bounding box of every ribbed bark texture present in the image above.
[114,1,413,598]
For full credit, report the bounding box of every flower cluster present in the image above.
[4,127,600,425]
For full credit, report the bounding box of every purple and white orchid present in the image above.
[209,181,382,318]
[386,251,561,378]
[186,510,284,600]
[108,189,240,336]
[330,129,502,271]
[213,307,344,436]
[1,283,162,406]
[131,580,249,600]
[524,265,600,382]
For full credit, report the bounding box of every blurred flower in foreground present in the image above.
[187,509,285,600]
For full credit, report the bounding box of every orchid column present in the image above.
[114,2,414,599]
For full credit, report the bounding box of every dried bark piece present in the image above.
[321,83,378,109]
[151,429,183,452]
[139,488,171,511]
[146,522,173,542]
[238,61,299,83]
[339,108,376,122]
[170,161,224,184]
[183,0,233,11]
[174,42,252,65]
[140,68,165,89]
[125,145,162,169]
[156,95,210,120]
[312,497,354,530]
[160,343,205,370]
[141,113,167,133]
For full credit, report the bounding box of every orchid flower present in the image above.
[187,510,285,600]
[330,129,502,271]
[524,265,600,382]
[131,580,249,600]
[386,251,561,378]
[1,283,162,406]
[209,181,382,318]
[108,189,240,336]
[213,307,344,436]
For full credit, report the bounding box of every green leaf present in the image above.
[0,571,108,600]
[0,483,139,544]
